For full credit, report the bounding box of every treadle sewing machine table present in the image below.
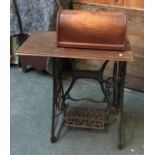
[17,31,134,149]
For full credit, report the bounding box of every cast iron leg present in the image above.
[113,62,118,109]
[51,58,64,143]
[117,61,127,149]
[51,58,57,143]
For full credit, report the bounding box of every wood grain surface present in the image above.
[73,0,144,9]
[17,31,133,61]
[57,9,127,50]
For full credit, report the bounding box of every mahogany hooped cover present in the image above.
[56,9,127,51]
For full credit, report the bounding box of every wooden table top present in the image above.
[17,31,134,61]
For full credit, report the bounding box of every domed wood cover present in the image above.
[56,9,127,51]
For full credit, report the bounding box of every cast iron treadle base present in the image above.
[65,107,108,129]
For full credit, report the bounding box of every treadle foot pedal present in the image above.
[65,107,108,129]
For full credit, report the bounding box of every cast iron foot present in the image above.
[118,144,123,150]
[51,136,57,143]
